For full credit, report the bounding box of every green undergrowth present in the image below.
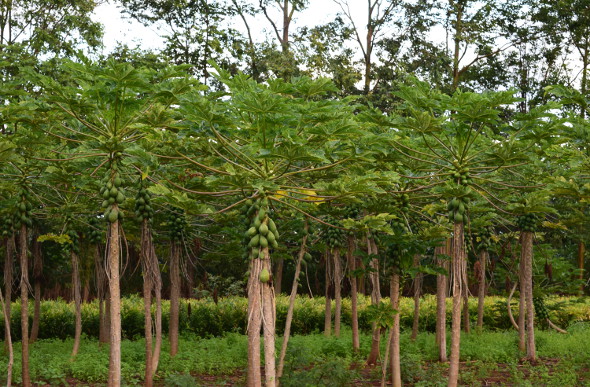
[0,324,589,385]
[3,294,590,341]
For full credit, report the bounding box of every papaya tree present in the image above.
[169,69,376,386]
[35,59,194,386]
[387,79,558,386]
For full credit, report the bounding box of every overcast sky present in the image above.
[92,1,367,53]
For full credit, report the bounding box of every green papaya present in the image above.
[249,235,260,247]
[116,192,125,204]
[108,210,119,223]
[246,227,257,237]
[259,268,270,283]
[259,223,269,235]
[454,213,463,224]
[259,235,268,248]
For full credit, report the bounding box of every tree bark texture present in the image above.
[366,236,381,366]
[435,244,448,362]
[169,240,181,357]
[476,250,488,330]
[19,225,31,387]
[522,231,536,360]
[277,226,308,381]
[30,235,42,343]
[390,272,401,387]
[347,235,360,352]
[107,219,121,387]
[4,235,14,345]
[324,249,332,337]
[448,222,465,387]
[411,254,422,340]
[333,248,343,337]
[71,250,82,358]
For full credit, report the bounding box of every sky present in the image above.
[92,1,367,53]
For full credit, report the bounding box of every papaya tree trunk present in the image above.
[390,272,401,387]
[522,231,536,360]
[476,250,488,330]
[261,246,276,387]
[107,219,122,387]
[30,235,42,343]
[435,244,448,362]
[333,248,343,337]
[462,293,470,333]
[19,224,31,387]
[4,235,14,346]
[366,236,381,366]
[0,284,13,387]
[518,238,526,353]
[169,240,181,357]
[347,235,360,352]
[277,223,308,380]
[140,220,163,386]
[448,222,465,387]
[71,250,82,359]
[274,257,284,295]
[324,249,332,336]
[247,255,263,386]
[94,244,109,344]
[411,254,422,340]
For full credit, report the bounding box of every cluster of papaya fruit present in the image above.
[323,215,345,248]
[533,296,549,321]
[86,216,102,244]
[134,181,154,222]
[167,208,186,241]
[393,193,410,213]
[447,196,469,224]
[15,182,34,229]
[1,214,14,237]
[476,227,492,251]
[100,165,125,224]
[452,162,472,186]
[243,196,279,258]
[516,213,538,232]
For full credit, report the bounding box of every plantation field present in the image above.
[3,295,589,341]
[2,325,590,386]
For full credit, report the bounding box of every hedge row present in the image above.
[2,294,589,341]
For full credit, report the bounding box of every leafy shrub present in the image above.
[2,295,589,341]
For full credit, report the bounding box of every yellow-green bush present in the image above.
[3,294,588,340]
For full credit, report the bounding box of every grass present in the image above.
[1,323,589,385]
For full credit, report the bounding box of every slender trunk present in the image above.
[94,244,109,344]
[144,272,153,387]
[390,272,401,387]
[435,244,448,362]
[333,248,343,337]
[578,241,585,295]
[507,282,519,331]
[0,285,13,387]
[347,235,360,352]
[169,240,181,357]
[274,257,284,295]
[518,239,526,353]
[522,231,536,361]
[324,249,332,336]
[411,254,422,340]
[107,219,121,387]
[462,293,470,333]
[152,285,162,379]
[4,235,14,345]
[476,250,488,330]
[277,225,308,381]
[448,222,465,387]
[247,257,262,387]
[71,250,82,358]
[261,246,276,387]
[30,236,41,343]
[366,236,381,366]
[19,225,31,387]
